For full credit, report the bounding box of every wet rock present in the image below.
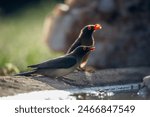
[143,75,150,90]
[0,67,150,97]
[65,67,150,86]
[43,0,150,68]
[138,87,149,98]
[137,75,150,98]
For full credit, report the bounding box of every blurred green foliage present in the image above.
[0,0,62,74]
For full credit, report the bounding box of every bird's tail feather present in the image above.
[14,71,35,76]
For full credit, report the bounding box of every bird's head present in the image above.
[72,46,95,57]
[81,24,102,34]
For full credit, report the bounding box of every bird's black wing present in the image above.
[28,56,77,69]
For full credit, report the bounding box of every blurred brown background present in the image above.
[44,0,150,69]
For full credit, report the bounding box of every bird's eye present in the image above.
[83,47,86,51]
[88,26,91,30]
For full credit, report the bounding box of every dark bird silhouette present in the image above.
[67,24,101,70]
[16,46,95,78]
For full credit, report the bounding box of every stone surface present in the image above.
[0,67,150,97]
[138,75,150,97]
[143,75,150,90]
[0,76,54,97]
[43,0,150,68]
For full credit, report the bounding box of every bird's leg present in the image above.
[77,66,95,73]
[74,67,86,73]
[76,67,86,71]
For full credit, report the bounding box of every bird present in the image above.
[66,24,102,70]
[15,46,95,78]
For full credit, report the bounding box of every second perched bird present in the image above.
[16,46,95,78]
[67,24,102,69]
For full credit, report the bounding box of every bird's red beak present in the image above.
[90,47,95,51]
[94,24,102,30]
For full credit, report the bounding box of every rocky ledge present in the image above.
[0,67,150,97]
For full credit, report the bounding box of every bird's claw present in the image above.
[76,67,95,73]
[76,67,86,72]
